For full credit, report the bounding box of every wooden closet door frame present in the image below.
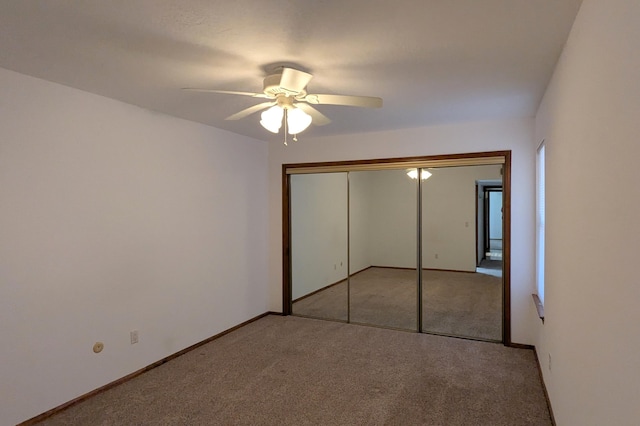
[282,150,512,346]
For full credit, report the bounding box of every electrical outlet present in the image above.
[435,254,439,259]
[548,354,552,371]
[93,342,104,353]
[130,330,139,345]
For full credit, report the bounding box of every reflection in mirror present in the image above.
[421,165,503,341]
[349,170,418,331]
[291,173,348,321]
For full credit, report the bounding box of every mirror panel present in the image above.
[291,173,348,321]
[349,169,418,331]
[421,165,503,341]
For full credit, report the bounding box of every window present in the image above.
[536,142,546,305]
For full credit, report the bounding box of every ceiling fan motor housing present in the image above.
[263,73,306,98]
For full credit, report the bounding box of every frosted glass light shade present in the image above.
[407,168,432,180]
[287,107,312,134]
[260,106,284,133]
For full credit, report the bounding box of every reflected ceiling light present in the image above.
[407,168,432,180]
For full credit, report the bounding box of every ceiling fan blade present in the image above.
[280,68,313,93]
[182,88,269,98]
[296,103,331,126]
[305,94,383,108]
[225,102,276,120]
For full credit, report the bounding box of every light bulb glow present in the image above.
[406,168,432,180]
[286,107,312,134]
[260,106,284,133]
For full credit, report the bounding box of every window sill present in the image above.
[532,294,545,322]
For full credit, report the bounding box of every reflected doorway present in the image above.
[476,181,503,278]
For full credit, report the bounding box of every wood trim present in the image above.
[292,278,346,303]
[18,312,275,426]
[502,151,512,346]
[532,294,545,322]
[423,267,479,274]
[489,339,556,426]
[350,265,372,275]
[370,265,416,271]
[282,165,292,315]
[370,266,480,274]
[533,347,556,426]
[292,266,373,303]
[508,342,535,350]
[282,150,512,346]
[475,184,479,266]
[284,151,509,174]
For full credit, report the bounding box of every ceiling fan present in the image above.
[183,67,383,144]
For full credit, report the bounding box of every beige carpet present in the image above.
[293,267,502,341]
[36,315,550,425]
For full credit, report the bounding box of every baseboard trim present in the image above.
[292,266,372,303]
[292,265,482,304]
[504,343,555,425]
[423,267,477,274]
[18,311,275,426]
[372,265,478,274]
[507,342,535,350]
[292,278,346,303]
[532,346,556,426]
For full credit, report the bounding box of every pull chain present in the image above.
[283,109,288,146]
[281,109,300,145]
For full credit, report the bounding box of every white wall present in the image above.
[0,68,269,425]
[488,191,503,240]
[422,165,502,271]
[366,170,417,269]
[290,173,348,299]
[348,171,372,274]
[354,166,502,272]
[269,117,535,344]
[533,1,640,424]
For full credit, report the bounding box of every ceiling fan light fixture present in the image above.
[286,107,312,134]
[260,105,284,133]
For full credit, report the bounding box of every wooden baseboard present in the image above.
[423,267,477,274]
[292,266,373,303]
[292,278,346,303]
[372,265,478,274]
[18,312,275,426]
[532,346,556,426]
[504,343,555,425]
[507,342,535,350]
[293,265,482,304]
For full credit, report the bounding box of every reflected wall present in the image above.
[291,173,348,321]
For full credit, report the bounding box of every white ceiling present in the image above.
[0,1,582,142]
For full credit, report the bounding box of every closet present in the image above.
[284,151,511,343]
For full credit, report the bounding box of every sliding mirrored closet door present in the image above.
[349,170,418,331]
[421,165,503,341]
[291,173,348,321]
[285,152,509,343]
